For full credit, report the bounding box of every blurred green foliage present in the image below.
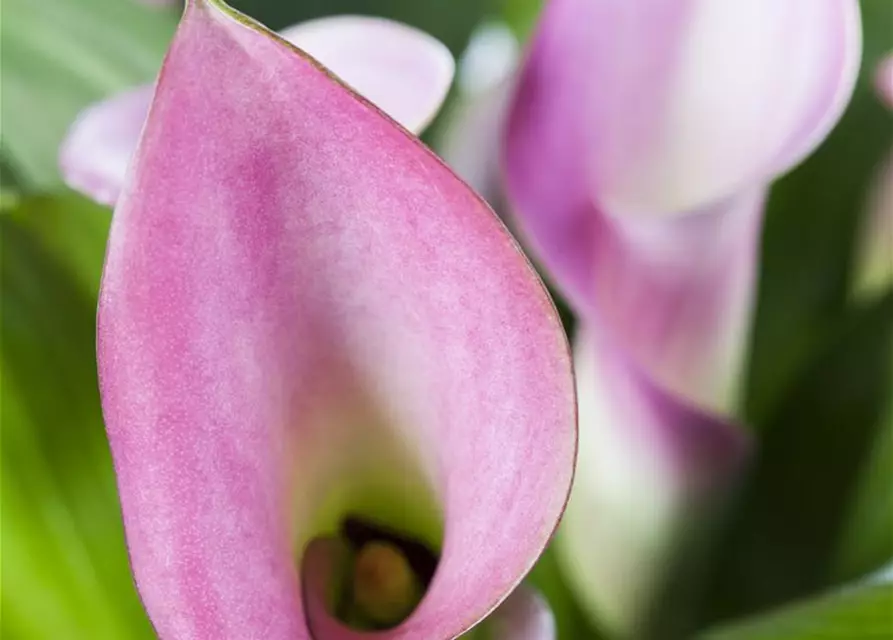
[0,0,174,189]
[1,193,154,639]
[700,579,893,640]
[1,0,892,638]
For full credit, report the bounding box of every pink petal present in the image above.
[98,2,575,640]
[581,192,766,414]
[59,16,454,207]
[59,85,154,207]
[557,331,749,636]
[876,54,893,109]
[505,103,767,415]
[506,0,862,218]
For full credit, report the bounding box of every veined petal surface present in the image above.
[98,2,576,639]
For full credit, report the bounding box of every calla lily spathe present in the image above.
[503,0,861,634]
[94,1,575,638]
[60,14,455,206]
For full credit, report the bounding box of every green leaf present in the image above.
[1,192,154,639]
[699,581,893,640]
[744,0,893,426]
[833,354,893,581]
[705,292,893,623]
[0,0,175,189]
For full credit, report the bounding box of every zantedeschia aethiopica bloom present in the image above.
[60,13,454,206]
[94,1,575,638]
[503,0,862,634]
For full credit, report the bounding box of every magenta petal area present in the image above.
[97,2,576,640]
[505,99,766,414]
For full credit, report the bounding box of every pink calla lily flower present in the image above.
[503,0,861,634]
[60,13,455,207]
[95,1,575,638]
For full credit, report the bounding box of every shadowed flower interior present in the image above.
[284,382,444,629]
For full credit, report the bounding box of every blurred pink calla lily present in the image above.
[876,54,893,110]
[503,0,861,633]
[506,0,861,221]
[60,13,455,206]
[97,1,575,638]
